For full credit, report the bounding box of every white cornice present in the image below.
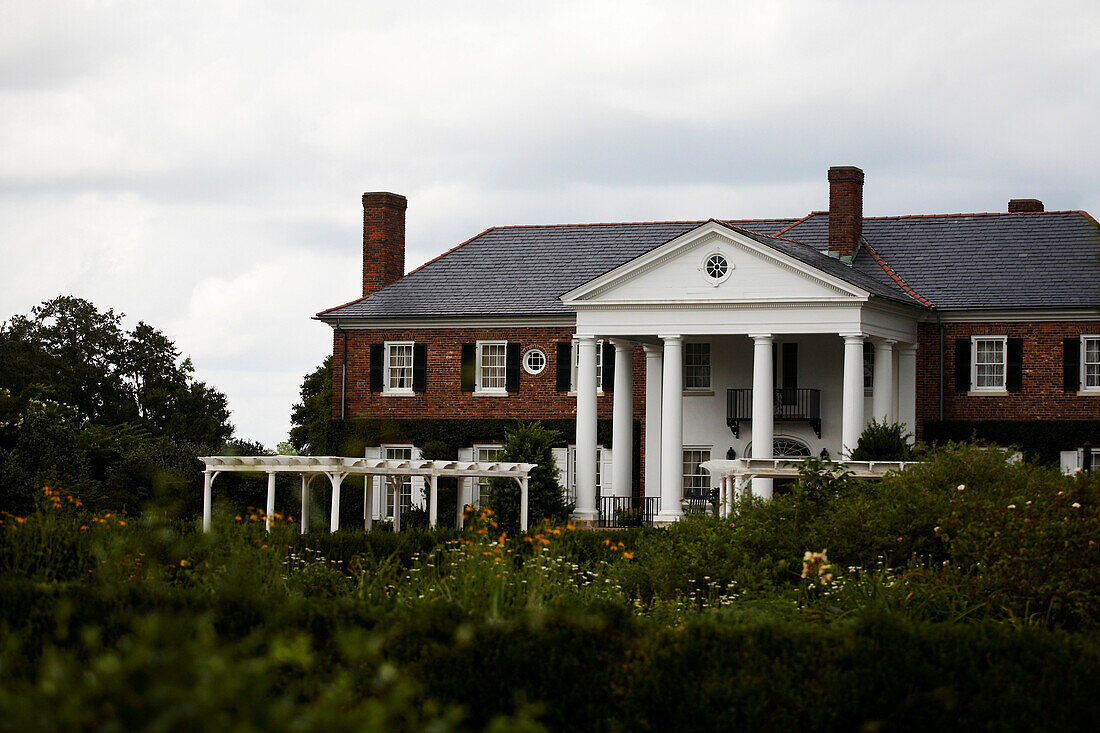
[931,308,1100,323]
[570,299,865,311]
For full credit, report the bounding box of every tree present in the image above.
[0,296,233,444]
[487,422,568,534]
[288,356,333,454]
[0,296,235,513]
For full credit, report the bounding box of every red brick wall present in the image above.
[331,326,648,426]
[828,166,863,258]
[362,193,406,298]
[915,320,1100,434]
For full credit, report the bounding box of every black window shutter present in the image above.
[369,344,383,392]
[506,343,521,392]
[602,342,615,392]
[1006,338,1024,393]
[412,344,427,393]
[954,339,971,393]
[556,342,572,392]
[1065,337,1081,392]
[460,343,476,392]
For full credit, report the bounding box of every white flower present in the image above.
[1072,502,1081,508]
[957,484,966,491]
[1007,504,1016,509]
[933,526,941,533]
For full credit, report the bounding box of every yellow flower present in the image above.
[623,551,634,560]
[493,556,503,563]
[179,560,189,567]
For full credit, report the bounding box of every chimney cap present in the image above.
[828,166,864,183]
[362,192,407,206]
[1008,198,1044,213]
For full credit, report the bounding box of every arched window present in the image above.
[745,437,812,459]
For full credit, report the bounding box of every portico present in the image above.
[560,221,923,523]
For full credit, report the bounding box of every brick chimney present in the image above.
[1008,198,1044,213]
[362,192,407,298]
[828,166,864,261]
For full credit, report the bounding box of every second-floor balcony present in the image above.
[726,388,821,438]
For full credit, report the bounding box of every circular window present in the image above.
[702,252,732,284]
[523,349,547,375]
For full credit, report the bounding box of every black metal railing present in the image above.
[726,388,822,438]
[597,496,659,528]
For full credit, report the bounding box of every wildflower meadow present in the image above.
[2,444,1100,731]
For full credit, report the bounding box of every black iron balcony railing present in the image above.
[726,388,822,438]
[597,496,659,528]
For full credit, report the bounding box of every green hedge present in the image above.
[923,420,1100,465]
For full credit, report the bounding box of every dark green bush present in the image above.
[849,418,915,461]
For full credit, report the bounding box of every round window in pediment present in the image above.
[702,252,732,284]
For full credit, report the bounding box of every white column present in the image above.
[573,336,599,522]
[202,471,213,532]
[457,479,467,528]
[897,343,918,443]
[658,335,684,521]
[750,334,774,499]
[872,338,896,423]
[364,477,374,530]
[519,476,529,532]
[265,472,276,532]
[328,472,344,532]
[841,333,866,457]
[428,475,438,528]
[610,339,633,498]
[643,344,663,499]
[300,475,310,534]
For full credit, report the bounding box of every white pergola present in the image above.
[199,456,536,533]
[702,458,918,514]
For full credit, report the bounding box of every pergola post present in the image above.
[429,474,439,528]
[391,476,403,532]
[328,472,345,532]
[202,470,214,532]
[518,476,529,532]
[300,474,311,534]
[265,472,276,532]
[364,476,374,530]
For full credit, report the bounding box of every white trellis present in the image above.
[199,456,536,533]
[702,458,918,514]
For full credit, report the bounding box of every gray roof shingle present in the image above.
[318,210,1100,320]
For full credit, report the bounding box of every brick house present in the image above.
[316,167,1100,524]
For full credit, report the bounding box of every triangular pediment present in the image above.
[561,221,868,306]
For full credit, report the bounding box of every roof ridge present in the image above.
[860,240,935,307]
[863,210,1086,221]
[773,211,821,236]
[492,219,708,230]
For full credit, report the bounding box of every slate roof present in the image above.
[318,210,1100,321]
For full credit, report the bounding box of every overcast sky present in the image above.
[2,0,1098,447]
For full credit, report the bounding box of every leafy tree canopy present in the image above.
[288,356,332,454]
[0,296,232,445]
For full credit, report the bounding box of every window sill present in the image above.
[566,391,607,397]
[473,390,510,397]
[1078,390,1100,397]
[381,391,416,397]
[967,390,1008,396]
[683,390,714,397]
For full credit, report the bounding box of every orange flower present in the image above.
[14,517,25,524]
[623,551,634,560]
[117,520,126,526]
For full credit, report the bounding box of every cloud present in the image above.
[2,0,1098,446]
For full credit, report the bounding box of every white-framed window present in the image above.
[571,339,604,392]
[1082,336,1100,391]
[384,341,415,393]
[567,445,603,503]
[472,444,503,507]
[863,342,874,391]
[972,336,1007,391]
[682,448,711,500]
[523,348,546,376]
[382,445,414,518]
[684,342,711,390]
[477,340,508,393]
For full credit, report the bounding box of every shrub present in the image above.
[849,418,915,461]
[487,422,568,534]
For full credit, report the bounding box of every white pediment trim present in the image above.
[560,221,870,305]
